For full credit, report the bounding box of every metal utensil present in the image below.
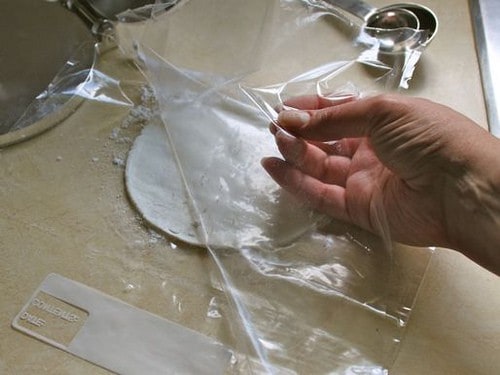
[323,0,438,49]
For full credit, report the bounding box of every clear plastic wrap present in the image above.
[0,41,136,148]
[118,0,433,373]
[3,0,433,373]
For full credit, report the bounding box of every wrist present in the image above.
[446,132,500,275]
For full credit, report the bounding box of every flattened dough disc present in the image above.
[125,111,321,248]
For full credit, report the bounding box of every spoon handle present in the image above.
[322,0,375,21]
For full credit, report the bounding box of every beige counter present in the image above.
[1,0,499,374]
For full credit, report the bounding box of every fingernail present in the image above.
[260,156,277,170]
[260,157,269,168]
[278,110,310,128]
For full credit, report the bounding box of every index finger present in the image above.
[282,93,357,111]
[277,94,402,141]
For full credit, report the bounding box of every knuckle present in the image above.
[367,94,413,129]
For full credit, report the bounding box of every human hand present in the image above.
[262,94,500,274]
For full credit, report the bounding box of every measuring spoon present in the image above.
[323,0,438,50]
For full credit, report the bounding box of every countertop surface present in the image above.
[1,0,499,374]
